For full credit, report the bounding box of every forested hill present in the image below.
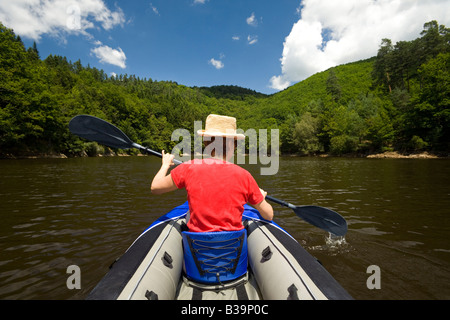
[0,20,448,158]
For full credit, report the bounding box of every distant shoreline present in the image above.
[317,151,445,159]
[365,151,442,159]
[1,150,447,160]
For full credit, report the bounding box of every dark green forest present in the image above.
[0,20,448,158]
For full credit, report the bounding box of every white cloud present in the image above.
[247,12,257,27]
[270,0,450,91]
[209,58,224,70]
[193,0,207,4]
[0,0,127,68]
[269,75,292,92]
[0,0,125,41]
[232,36,240,41]
[91,45,126,69]
[150,3,159,16]
[247,35,258,45]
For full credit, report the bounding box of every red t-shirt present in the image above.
[170,158,264,232]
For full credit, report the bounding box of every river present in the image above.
[0,156,449,300]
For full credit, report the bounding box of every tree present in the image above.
[373,38,394,92]
[414,53,450,150]
[365,107,394,151]
[293,112,322,155]
[27,41,40,60]
[420,21,450,63]
[322,105,364,154]
[326,69,342,102]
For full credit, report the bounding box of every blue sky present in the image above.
[1,0,449,94]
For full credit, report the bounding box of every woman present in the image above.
[151,114,273,232]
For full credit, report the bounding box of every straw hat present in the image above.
[197,114,245,140]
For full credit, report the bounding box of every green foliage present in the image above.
[326,69,342,103]
[408,135,428,151]
[293,112,322,155]
[197,85,268,100]
[0,20,448,157]
[84,142,105,157]
[372,21,449,151]
[330,135,359,155]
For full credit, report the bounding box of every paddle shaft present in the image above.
[265,195,296,210]
[133,142,182,165]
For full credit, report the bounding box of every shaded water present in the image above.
[0,156,449,300]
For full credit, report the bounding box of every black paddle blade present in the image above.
[69,115,134,149]
[294,206,348,236]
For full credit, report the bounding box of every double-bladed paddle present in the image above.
[69,115,348,236]
[69,114,182,164]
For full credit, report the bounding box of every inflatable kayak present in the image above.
[87,202,352,300]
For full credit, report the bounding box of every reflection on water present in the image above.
[0,156,449,299]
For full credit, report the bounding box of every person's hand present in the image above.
[161,150,175,168]
[259,188,267,199]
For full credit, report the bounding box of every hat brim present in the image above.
[197,130,246,140]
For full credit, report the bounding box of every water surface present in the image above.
[0,156,449,299]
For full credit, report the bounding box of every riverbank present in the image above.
[297,150,446,159]
[1,150,447,160]
[365,151,442,159]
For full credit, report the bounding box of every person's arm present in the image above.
[151,150,178,195]
[253,188,274,221]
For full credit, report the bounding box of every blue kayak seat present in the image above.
[181,229,248,284]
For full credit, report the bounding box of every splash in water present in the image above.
[309,233,350,256]
[325,233,347,248]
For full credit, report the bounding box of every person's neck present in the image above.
[210,154,234,163]
[211,149,235,162]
